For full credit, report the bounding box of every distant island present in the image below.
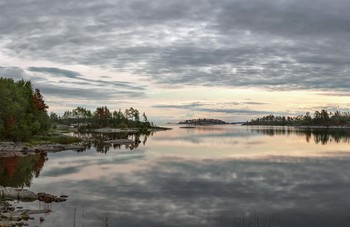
[244,110,350,127]
[179,118,228,125]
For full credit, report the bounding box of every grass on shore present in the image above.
[29,135,82,146]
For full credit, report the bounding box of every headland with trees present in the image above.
[0,77,166,145]
[50,106,155,132]
[244,110,350,127]
[0,78,50,142]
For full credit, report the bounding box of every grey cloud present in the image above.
[197,108,273,115]
[153,102,204,109]
[0,66,145,101]
[39,84,144,100]
[216,0,350,37]
[0,67,26,80]
[28,67,81,78]
[228,102,268,106]
[153,103,274,115]
[1,0,350,91]
[28,66,146,90]
[243,102,267,105]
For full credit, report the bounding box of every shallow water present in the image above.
[2,125,350,226]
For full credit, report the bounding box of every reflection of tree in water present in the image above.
[311,129,350,145]
[0,152,47,187]
[249,127,297,137]
[249,127,350,145]
[73,131,154,153]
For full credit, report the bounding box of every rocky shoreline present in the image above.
[92,126,171,133]
[0,187,67,226]
[0,142,86,158]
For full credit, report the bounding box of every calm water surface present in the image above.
[2,125,350,226]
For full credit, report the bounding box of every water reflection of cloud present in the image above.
[42,166,81,177]
[34,156,350,227]
[40,152,146,180]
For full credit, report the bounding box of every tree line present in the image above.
[0,78,50,141]
[0,77,154,141]
[179,118,228,125]
[50,106,152,131]
[244,110,350,126]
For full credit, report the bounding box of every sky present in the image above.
[1,0,350,123]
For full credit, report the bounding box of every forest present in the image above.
[0,78,50,141]
[244,110,350,126]
[178,118,228,125]
[50,106,152,131]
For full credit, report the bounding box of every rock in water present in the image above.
[0,186,38,201]
[38,192,67,203]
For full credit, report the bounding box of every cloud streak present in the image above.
[1,66,146,102]
[153,103,275,115]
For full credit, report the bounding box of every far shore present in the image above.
[243,124,350,129]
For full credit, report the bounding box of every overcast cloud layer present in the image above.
[1,0,349,119]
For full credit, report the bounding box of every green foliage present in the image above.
[179,118,228,125]
[245,109,350,126]
[0,78,50,141]
[118,122,128,129]
[0,120,5,140]
[31,135,82,145]
[53,106,154,131]
[31,120,41,135]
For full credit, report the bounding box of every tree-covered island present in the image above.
[244,110,350,127]
[179,118,229,125]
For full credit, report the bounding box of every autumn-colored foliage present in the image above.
[0,153,48,187]
[4,156,19,177]
[32,88,48,112]
[0,77,50,141]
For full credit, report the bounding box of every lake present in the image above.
[2,125,350,226]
